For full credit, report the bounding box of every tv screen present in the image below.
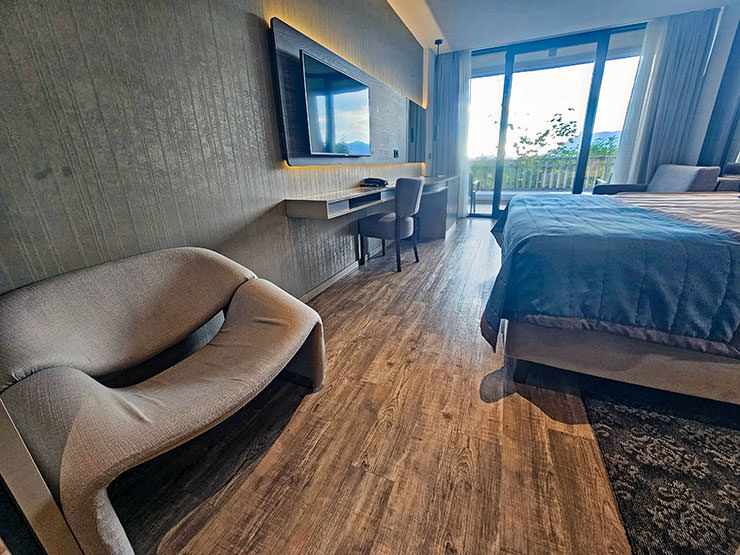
[301,52,371,156]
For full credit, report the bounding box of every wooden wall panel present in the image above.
[0,0,423,297]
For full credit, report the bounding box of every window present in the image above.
[468,25,645,216]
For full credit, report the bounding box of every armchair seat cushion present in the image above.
[716,176,740,191]
[358,212,413,239]
[0,277,324,555]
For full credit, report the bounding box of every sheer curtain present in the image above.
[612,8,720,183]
[431,50,471,216]
[728,112,740,163]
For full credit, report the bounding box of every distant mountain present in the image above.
[347,141,370,155]
[564,130,621,150]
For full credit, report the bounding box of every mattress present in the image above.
[616,192,740,235]
[481,192,740,359]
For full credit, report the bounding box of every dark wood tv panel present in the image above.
[270,18,409,167]
[285,176,459,240]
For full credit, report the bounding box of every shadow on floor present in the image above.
[479,356,590,426]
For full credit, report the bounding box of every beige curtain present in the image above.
[431,50,471,216]
[612,8,720,183]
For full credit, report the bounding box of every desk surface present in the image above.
[285,176,457,238]
[284,176,455,203]
[284,176,457,220]
[285,186,393,203]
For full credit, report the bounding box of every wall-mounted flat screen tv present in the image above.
[301,51,371,156]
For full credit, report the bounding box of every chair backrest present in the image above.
[395,177,424,217]
[0,248,253,393]
[723,162,740,176]
[646,164,720,192]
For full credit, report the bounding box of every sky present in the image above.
[468,56,640,158]
[333,90,371,146]
[312,89,370,148]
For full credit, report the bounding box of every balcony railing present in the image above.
[470,154,617,192]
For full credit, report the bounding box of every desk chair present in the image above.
[358,177,424,272]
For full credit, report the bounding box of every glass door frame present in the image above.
[472,23,646,217]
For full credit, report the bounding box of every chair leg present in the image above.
[395,239,401,272]
[382,240,386,256]
[359,233,366,265]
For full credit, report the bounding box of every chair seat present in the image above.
[358,212,413,240]
[0,278,324,555]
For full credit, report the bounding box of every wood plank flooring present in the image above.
[113,218,630,554]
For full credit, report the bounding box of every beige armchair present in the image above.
[716,162,740,191]
[593,164,721,195]
[0,248,325,554]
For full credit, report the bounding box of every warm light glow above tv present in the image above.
[301,51,371,156]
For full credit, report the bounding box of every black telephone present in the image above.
[362,178,388,188]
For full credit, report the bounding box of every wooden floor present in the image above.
[114,218,629,554]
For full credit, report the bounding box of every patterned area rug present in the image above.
[582,380,740,555]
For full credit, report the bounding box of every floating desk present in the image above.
[285,176,458,240]
[285,186,396,219]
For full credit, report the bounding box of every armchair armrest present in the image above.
[592,183,648,195]
[715,176,740,192]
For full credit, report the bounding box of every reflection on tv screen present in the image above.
[302,52,371,156]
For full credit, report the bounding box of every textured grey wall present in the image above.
[0,0,423,296]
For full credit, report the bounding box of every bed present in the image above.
[481,192,740,404]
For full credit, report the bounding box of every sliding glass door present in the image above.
[468,51,505,216]
[581,29,643,191]
[506,43,598,195]
[468,25,645,216]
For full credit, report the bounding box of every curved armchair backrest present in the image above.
[647,164,720,192]
[0,248,254,392]
[395,177,424,217]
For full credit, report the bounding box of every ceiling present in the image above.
[394,0,735,52]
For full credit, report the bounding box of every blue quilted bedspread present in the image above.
[481,194,740,359]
